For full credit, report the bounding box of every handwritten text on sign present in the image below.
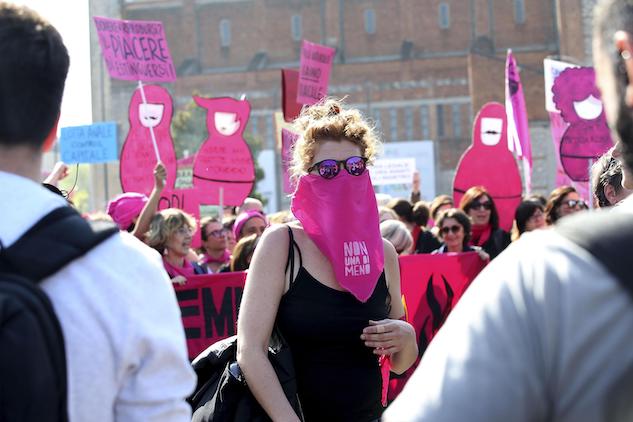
[94,17,176,82]
[59,122,118,164]
[370,158,416,186]
[297,40,335,105]
[174,272,246,360]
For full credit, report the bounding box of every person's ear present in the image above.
[42,115,60,152]
[604,183,617,205]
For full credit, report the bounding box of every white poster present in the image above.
[370,158,416,186]
[375,141,435,201]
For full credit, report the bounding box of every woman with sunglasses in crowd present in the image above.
[432,208,490,260]
[145,208,206,285]
[545,185,586,225]
[237,99,417,422]
[459,186,511,260]
[198,216,231,274]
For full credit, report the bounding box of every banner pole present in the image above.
[137,80,161,162]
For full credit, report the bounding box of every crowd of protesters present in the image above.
[5,0,633,421]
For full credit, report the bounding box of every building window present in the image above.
[436,104,445,138]
[390,109,398,141]
[514,0,526,24]
[451,104,462,137]
[405,107,414,140]
[420,106,430,139]
[364,9,376,34]
[291,15,302,41]
[438,3,450,29]
[219,19,231,48]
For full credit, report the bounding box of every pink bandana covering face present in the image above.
[291,170,384,302]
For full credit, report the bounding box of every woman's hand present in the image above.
[361,319,416,356]
[153,162,166,192]
[474,247,490,262]
[43,161,69,186]
[171,275,187,285]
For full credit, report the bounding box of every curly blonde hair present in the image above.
[145,208,197,254]
[290,97,381,180]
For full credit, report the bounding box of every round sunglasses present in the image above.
[440,225,463,235]
[307,156,368,179]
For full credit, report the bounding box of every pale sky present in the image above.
[15,0,92,129]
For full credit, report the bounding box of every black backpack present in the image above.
[557,209,633,298]
[0,206,118,422]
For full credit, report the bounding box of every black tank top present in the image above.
[276,227,390,421]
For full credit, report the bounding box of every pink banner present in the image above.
[174,273,246,360]
[390,252,486,400]
[505,49,532,192]
[94,16,176,82]
[281,128,298,194]
[297,40,335,105]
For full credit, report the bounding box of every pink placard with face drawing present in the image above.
[453,102,523,232]
[120,84,178,196]
[551,67,613,182]
[192,96,255,206]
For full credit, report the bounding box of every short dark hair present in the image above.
[0,4,69,149]
[591,149,624,207]
[459,186,500,230]
[230,234,260,272]
[545,185,577,224]
[514,200,545,235]
[430,194,454,220]
[412,201,431,227]
[436,208,472,247]
[200,217,221,241]
[387,198,414,223]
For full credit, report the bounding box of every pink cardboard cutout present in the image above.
[552,67,613,182]
[120,84,177,195]
[192,96,255,206]
[93,17,176,82]
[297,40,335,105]
[281,128,299,194]
[453,102,522,232]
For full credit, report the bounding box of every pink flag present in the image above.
[297,40,336,105]
[505,49,532,193]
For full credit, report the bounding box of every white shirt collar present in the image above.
[0,170,67,248]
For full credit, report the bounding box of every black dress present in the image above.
[276,227,390,421]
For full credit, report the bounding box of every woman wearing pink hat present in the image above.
[233,210,268,242]
[237,99,417,421]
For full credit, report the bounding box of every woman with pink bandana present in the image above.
[236,99,417,421]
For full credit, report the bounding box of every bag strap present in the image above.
[0,206,119,282]
[556,209,633,299]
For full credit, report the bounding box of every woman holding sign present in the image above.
[237,99,417,421]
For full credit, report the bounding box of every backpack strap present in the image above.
[0,206,119,282]
[556,209,633,299]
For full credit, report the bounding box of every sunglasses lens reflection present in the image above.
[345,156,366,176]
[318,160,339,179]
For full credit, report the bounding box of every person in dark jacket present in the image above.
[459,186,511,260]
[411,201,441,253]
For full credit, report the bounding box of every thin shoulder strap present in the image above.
[556,209,633,300]
[284,226,303,282]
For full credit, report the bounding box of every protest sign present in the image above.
[551,67,612,182]
[453,102,522,231]
[376,141,435,201]
[59,122,117,164]
[192,96,255,206]
[93,16,176,82]
[174,272,247,360]
[297,40,335,105]
[389,252,486,400]
[282,69,303,122]
[120,84,177,196]
[370,158,416,186]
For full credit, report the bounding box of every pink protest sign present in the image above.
[453,102,523,232]
[297,40,335,105]
[120,84,177,195]
[551,67,613,182]
[281,128,298,194]
[94,16,176,82]
[192,96,255,206]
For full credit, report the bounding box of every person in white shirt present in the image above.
[0,4,195,421]
[384,1,633,421]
